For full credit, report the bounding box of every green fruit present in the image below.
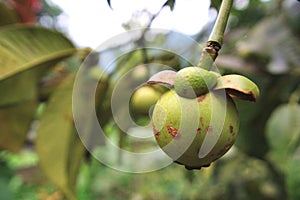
[174,67,219,98]
[152,90,239,169]
[130,85,165,118]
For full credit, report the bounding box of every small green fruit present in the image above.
[174,67,219,98]
[152,90,239,169]
[129,85,166,126]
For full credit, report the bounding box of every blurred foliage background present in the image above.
[0,0,300,199]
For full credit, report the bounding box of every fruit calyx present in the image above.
[174,67,219,98]
[147,68,260,101]
[147,67,220,98]
[213,74,260,101]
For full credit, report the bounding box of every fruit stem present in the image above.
[208,0,233,47]
[198,0,233,70]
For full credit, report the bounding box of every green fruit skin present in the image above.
[152,90,239,168]
[174,67,219,98]
[130,85,162,116]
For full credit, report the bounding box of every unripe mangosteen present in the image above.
[152,90,239,169]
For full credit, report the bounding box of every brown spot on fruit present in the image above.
[197,95,206,102]
[167,125,179,137]
[206,126,213,134]
[197,128,202,134]
[200,117,204,126]
[229,125,233,134]
[152,122,160,136]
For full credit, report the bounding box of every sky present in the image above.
[50,0,213,49]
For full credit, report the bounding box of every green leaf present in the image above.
[0,24,76,81]
[36,74,85,199]
[0,100,37,152]
[266,104,300,150]
[266,103,300,170]
[0,67,44,106]
[286,147,300,200]
[0,24,76,106]
[0,25,76,152]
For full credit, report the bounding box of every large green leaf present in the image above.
[0,25,77,152]
[0,100,37,152]
[266,103,300,170]
[0,67,43,106]
[0,24,76,80]
[0,24,76,106]
[36,74,85,200]
[286,147,300,200]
